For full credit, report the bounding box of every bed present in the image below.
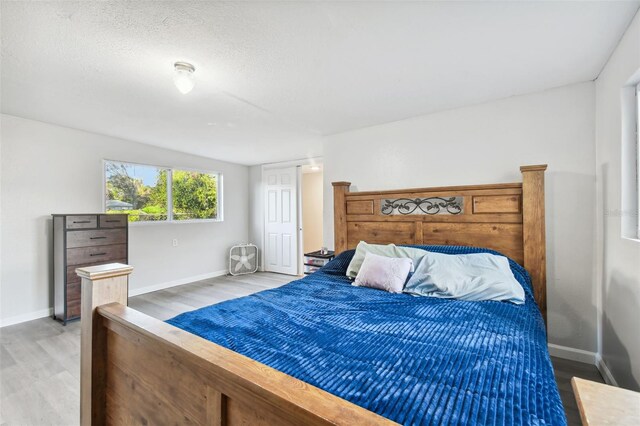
[77,164,560,425]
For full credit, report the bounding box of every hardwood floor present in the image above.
[552,355,604,425]
[128,271,295,321]
[1,272,601,425]
[0,272,294,426]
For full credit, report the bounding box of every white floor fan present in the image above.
[229,243,259,275]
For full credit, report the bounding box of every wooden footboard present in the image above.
[78,263,395,426]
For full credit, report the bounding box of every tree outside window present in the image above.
[105,161,220,223]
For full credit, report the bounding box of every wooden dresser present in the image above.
[52,214,128,324]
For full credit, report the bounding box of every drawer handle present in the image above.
[73,220,91,224]
[90,253,107,257]
[105,220,121,223]
[90,236,107,240]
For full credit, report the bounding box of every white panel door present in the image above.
[264,167,298,275]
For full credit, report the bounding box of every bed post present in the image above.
[520,165,547,325]
[332,181,351,254]
[77,263,133,426]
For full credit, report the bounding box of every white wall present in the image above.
[595,10,640,390]
[248,165,264,269]
[302,172,323,253]
[0,114,249,326]
[323,82,597,353]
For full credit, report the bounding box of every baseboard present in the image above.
[128,269,229,297]
[0,307,53,328]
[595,354,619,386]
[0,270,229,328]
[548,343,597,364]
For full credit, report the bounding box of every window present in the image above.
[104,160,221,223]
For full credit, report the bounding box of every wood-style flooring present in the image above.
[1,272,602,425]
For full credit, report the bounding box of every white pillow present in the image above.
[353,252,413,294]
[404,252,525,304]
[346,241,425,279]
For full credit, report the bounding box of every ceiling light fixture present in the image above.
[310,166,320,171]
[173,62,195,94]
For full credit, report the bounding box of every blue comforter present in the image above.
[168,246,566,425]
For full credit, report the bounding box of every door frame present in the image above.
[261,157,322,274]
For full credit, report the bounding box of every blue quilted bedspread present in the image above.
[167,246,566,425]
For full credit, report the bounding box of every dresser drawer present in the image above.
[67,281,81,303]
[99,214,127,228]
[65,215,97,229]
[66,244,127,266]
[66,257,127,284]
[67,228,126,249]
[67,298,81,319]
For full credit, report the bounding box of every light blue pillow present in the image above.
[345,241,426,279]
[404,252,525,304]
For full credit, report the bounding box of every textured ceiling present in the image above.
[2,1,639,165]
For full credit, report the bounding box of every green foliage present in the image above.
[105,209,167,222]
[142,205,165,215]
[105,163,150,209]
[172,170,218,220]
[105,163,217,222]
[149,170,168,210]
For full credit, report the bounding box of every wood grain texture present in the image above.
[422,222,524,265]
[349,182,523,197]
[67,244,127,266]
[66,215,98,230]
[472,195,521,214]
[414,221,424,245]
[347,222,416,248]
[98,214,127,228]
[345,213,523,223]
[521,165,547,324]
[66,229,126,249]
[572,377,640,425]
[332,182,351,254]
[207,387,225,426]
[80,264,132,426]
[76,263,133,281]
[347,200,374,215]
[347,187,523,201]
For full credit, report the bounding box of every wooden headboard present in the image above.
[332,165,547,322]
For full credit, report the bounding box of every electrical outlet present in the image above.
[172,239,178,247]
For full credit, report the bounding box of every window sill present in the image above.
[128,219,223,226]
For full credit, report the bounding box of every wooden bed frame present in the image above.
[78,164,546,425]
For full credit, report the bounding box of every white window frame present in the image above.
[103,159,223,225]
[636,83,640,239]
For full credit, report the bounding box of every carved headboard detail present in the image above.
[332,164,548,322]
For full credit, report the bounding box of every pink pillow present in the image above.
[353,252,413,293]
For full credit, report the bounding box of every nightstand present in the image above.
[303,250,335,274]
[572,377,640,425]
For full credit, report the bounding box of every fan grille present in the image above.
[229,244,258,276]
